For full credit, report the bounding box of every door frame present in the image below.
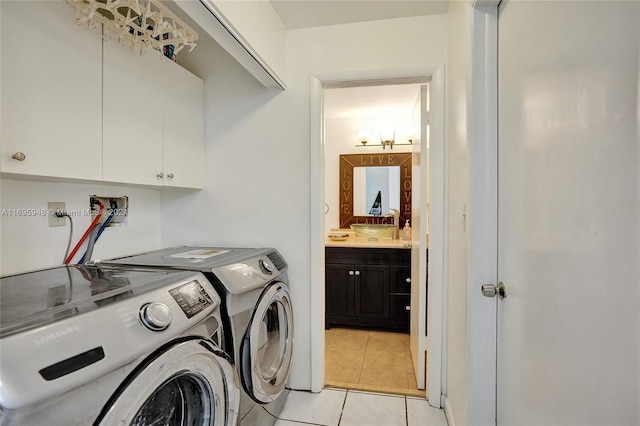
[445,2,499,425]
[308,66,446,406]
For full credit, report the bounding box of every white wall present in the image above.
[160,13,447,390]
[0,179,162,275]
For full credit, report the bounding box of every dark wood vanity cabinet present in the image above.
[325,247,410,332]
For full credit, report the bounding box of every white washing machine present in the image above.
[0,264,239,426]
[102,247,294,426]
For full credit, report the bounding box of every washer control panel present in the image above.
[169,280,214,318]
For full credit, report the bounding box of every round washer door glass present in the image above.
[97,339,238,426]
[245,282,293,404]
[131,373,210,425]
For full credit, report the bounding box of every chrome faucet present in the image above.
[384,208,400,239]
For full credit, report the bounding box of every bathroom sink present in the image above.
[350,224,396,239]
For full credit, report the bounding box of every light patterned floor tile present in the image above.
[359,368,409,389]
[325,364,362,384]
[366,338,407,355]
[340,391,407,426]
[277,389,346,426]
[362,350,409,374]
[406,397,448,426]
[325,346,366,370]
[324,328,421,395]
[274,420,321,426]
[328,333,369,350]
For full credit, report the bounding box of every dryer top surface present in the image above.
[102,246,289,295]
[0,265,201,338]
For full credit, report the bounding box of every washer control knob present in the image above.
[140,302,172,331]
[259,259,274,274]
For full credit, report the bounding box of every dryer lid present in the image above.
[0,265,198,338]
[102,246,260,271]
[102,246,289,295]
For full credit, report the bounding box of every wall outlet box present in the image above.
[48,202,66,227]
[89,196,128,228]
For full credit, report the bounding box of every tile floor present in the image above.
[275,388,447,426]
[325,328,423,396]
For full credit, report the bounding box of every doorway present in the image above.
[322,83,422,396]
[309,69,446,407]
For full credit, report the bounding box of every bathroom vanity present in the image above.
[325,245,411,332]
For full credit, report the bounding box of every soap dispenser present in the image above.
[403,220,412,240]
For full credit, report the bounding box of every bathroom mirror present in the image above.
[353,166,400,216]
[339,153,412,228]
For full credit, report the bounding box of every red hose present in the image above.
[65,202,104,264]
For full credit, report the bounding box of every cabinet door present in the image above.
[0,2,102,180]
[103,37,164,186]
[162,60,204,189]
[325,264,355,318]
[355,265,389,319]
[389,294,411,331]
[390,266,411,294]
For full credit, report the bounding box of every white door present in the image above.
[496,1,639,424]
[409,84,428,390]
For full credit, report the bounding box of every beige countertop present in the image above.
[325,229,428,249]
[325,236,412,249]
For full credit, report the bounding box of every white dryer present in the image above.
[0,264,239,426]
[102,247,294,426]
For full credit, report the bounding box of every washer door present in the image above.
[242,282,294,404]
[96,338,238,426]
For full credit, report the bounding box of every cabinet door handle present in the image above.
[157,172,164,179]
[405,305,411,311]
[167,173,174,179]
[355,271,360,276]
[405,278,411,283]
[12,152,26,161]
[349,271,354,276]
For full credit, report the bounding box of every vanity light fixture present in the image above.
[357,129,370,146]
[68,0,198,59]
[356,128,412,148]
[380,130,395,149]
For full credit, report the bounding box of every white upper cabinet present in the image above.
[103,39,165,186]
[0,1,103,180]
[162,61,204,189]
[174,0,286,89]
[102,37,204,189]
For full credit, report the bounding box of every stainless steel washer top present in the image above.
[0,264,238,426]
[102,246,289,295]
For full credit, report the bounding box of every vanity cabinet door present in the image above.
[389,294,411,327]
[390,266,411,293]
[389,266,411,332]
[354,265,390,320]
[325,264,355,319]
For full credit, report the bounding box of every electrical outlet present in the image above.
[48,202,66,227]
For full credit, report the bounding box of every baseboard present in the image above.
[443,395,455,426]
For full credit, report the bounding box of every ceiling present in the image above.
[270,0,450,30]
